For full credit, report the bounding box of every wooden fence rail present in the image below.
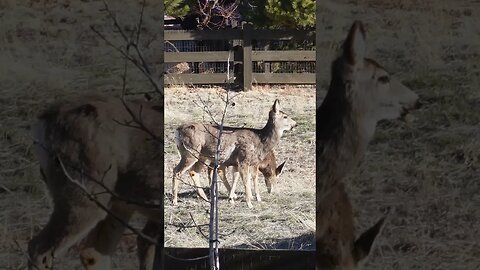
[164,24,315,90]
[165,247,315,270]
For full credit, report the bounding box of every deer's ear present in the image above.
[276,161,286,176]
[353,216,385,263]
[343,20,366,66]
[273,99,281,113]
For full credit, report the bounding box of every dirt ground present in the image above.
[317,0,480,269]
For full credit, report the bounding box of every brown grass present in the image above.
[0,0,163,269]
[0,0,479,269]
[318,0,480,269]
[164,86,316,249]
[0,2,315,268]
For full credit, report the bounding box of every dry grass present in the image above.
[0,2,315,268]
[318,0,480,269]
[0,0,479,269]
[0,0,163,269]
[164,86,316,249]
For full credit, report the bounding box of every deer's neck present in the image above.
[259,117,281,153]
[317,79,376,192]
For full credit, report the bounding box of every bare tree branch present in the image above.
[57,155,159,246]
[91,0,163,95]
[189,212,209,240]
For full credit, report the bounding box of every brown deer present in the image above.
[175,141,286,205]
[28,96,164,270]
[221,150,286,202]
[316,21,419,269]
[316,183,385,269]
[173,99,296,208]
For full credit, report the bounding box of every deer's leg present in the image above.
[189,161,208,202]
[252,166,261,202]
[217,166,232,194]
[137,220,163,270]
[172,156,198,205]
[239,165,253,208]
[208,165,232,196]
[228,167,240,203]
[79,201,133,270]
[28,167,115,270]
[207,166,213,186]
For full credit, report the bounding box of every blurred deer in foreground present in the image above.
[316,20,420,269]
[28,96,164,270]
[173,99,296,208]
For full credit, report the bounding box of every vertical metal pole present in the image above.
[210,125,222,270]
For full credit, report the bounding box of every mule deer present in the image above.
[219,150,286,203]
[28,96,164,270]
[175,139,286,205]
[173,99,296,208]
[316,183,385,269]
[316,21,419,269]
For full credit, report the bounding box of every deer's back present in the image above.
[176,122,265,164]
[35,95,164,190]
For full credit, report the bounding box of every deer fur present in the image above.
[215,150,286,202]
[173,99,296,208]
[316,21,419,269]
[28,95,164,270]
[180,141,286,204]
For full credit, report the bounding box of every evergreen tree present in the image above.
[164,0,190,17]
[241,0,315,29]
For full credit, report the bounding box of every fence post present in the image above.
[242,22,253,91]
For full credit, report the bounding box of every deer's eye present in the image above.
[378,76,390,84]
[283,116,288,119]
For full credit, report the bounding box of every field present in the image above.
[317,0,480,269]
[164,86,316,249]
[0,0,478,269]
[0,1,316,269]
[0,1,165,269]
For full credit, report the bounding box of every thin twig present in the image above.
[135,0,146,45]
[32,142,163,209]
[57,155,158,245]
[189,212,209,240]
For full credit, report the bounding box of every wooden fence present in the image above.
[165,247,315,270]
[164,24,315,90]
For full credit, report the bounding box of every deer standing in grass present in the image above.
[316,21,419,269]
[174,137,286,204]
[173,99,296,208]
[202,149,286,201]
[28,96,164,270]
[219,150,286,201]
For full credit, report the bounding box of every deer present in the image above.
[172,99,296,208]
[173,135,286,205]
[215,150,286,203]
[315,20,420,269]
[28,95,164,270]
